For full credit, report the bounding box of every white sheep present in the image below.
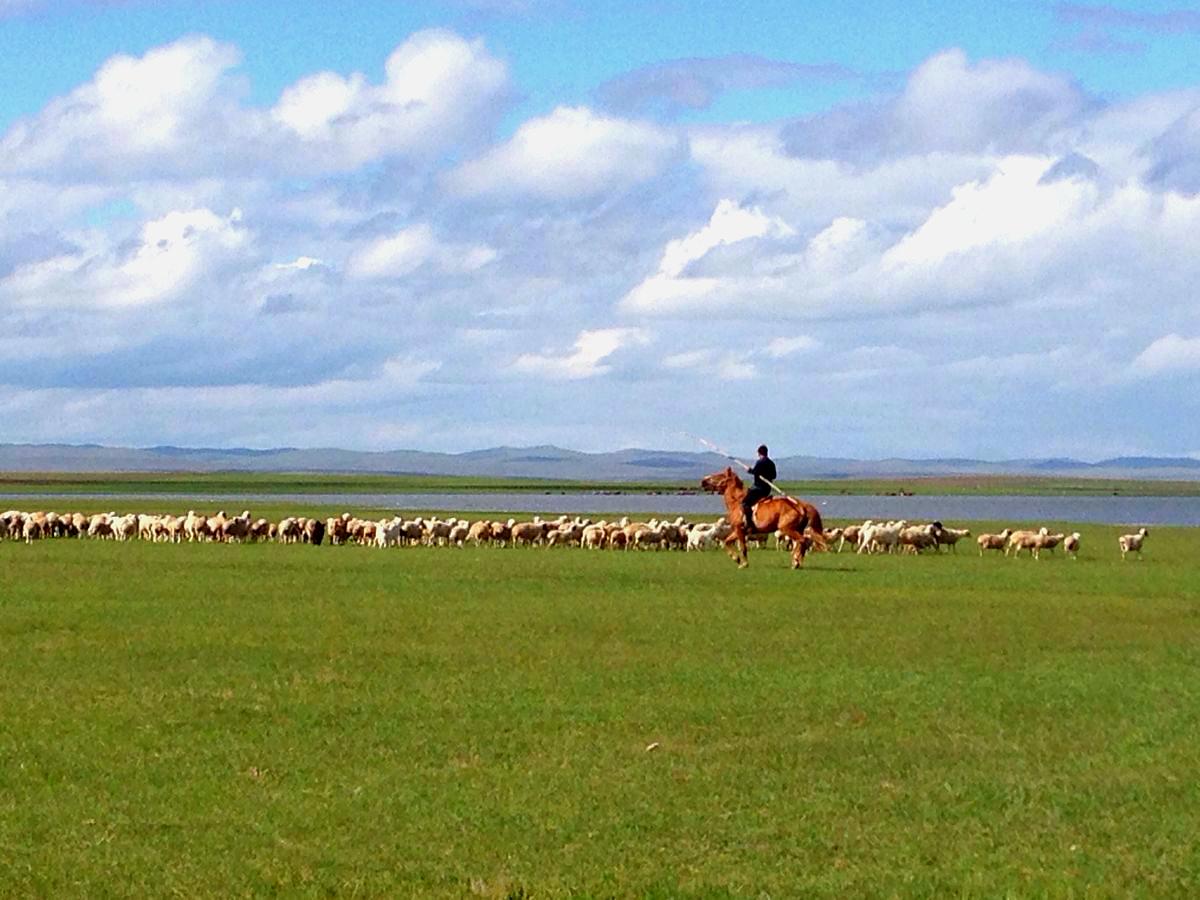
[1006,527,1049,560]
[1118,527,1149,560]
[977,529,1012,555]
[1063,532,1081,559]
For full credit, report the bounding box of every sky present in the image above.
[1,0,1198,460]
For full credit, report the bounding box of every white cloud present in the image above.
[662,348,756,380]
[891,48,1089,154]
[345,224,496,280]
[271,29,511,171]
[0,35,251,179]
[1,207,250,308]
[1,30,511,181]
[660,198,793,277]
[1131,334,1200,376]
[513,327,649,379]
[624,155,1200,322]
[273,71,367,141]
[446,106,679,200]
[882,156,1093,268]
[622,199,793,313]
[275,256,325,271]
[765,335,819,358]
[4,39,1200,459]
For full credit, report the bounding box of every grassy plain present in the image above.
[3,470,1200,496]
[2,514,1199,897]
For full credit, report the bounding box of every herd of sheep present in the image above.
[831,521,1150,560]
[0,508,1151,560]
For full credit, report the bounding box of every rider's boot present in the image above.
[742,500,756,534]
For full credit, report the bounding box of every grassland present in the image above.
[3,469,1200,497]
[2,515,1199,897]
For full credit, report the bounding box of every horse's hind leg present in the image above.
[779,525,807,568]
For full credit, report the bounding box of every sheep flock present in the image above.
[0,508,1150,560]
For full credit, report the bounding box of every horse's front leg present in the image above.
[723,530,748,568]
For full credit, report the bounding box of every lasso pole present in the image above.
[683,432,789,497]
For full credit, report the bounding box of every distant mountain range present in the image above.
[2,443,1199,481]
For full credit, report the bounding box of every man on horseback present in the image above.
[741,444,776,533]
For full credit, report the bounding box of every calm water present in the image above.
[3,491,1197,526]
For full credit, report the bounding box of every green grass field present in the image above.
[3,520,1199,897]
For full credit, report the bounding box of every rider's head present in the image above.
[757,444,768,457]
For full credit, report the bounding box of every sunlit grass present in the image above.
[1,525,1198,896]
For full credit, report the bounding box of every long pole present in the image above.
[684,432,788,497]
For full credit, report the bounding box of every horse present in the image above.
[699,467,826,569]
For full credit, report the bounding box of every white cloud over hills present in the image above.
[1,32,1198,458]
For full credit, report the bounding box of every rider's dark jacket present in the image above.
[748,456,776,493]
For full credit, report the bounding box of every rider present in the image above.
[742,444,776,533]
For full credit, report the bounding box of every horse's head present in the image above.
[700,467,741,494]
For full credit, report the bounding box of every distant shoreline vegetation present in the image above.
[2,472,1200,498]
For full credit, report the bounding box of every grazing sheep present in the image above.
[487,519,514,546]
[1063,532,1081,559]
[1118,527,1149,560]
[899,524,939,554]
[375,517,404,549]
[221,511,253,543]
[935,526,970,553]
[87,515,114,540]
[277,517,301,544]
[512,520,550,547]
[447,522,470,547]
[858,520,906,555]
[837,525,862,553]
[297,518,323,545]
[112,514,139,542]
[976,529,1012,555]
[1006,528,1050,560]
[581,523,608,549]
[466,520,492,545]
[686,519,731,551]
[1036,532,1066,555]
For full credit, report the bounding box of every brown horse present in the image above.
[700,467,826,569]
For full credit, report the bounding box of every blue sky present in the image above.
[1,0,1198,458]
[4,0,1199,127]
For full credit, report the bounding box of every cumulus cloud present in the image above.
[765,335,819,358]
[0,36,252,180]
[1131,334,1200,376]
[626,155,1200,328]
[0,30,511,180]
[1,207,250,308]
[513,327,650,379]
[779,48,1092,163]
[663,349,757,380]
[4,35,1200,457]
[445,106,679,200]
[345,225,496,280]
[270,29,511,172]
[622,199,795,312]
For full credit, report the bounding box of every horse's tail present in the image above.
[786,497,829,552]
[806,507,829,552]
